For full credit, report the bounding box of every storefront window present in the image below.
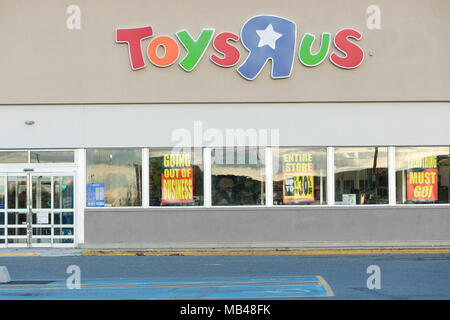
[7,176,27,209]
[273,147,327,205]
[396,146,449,204]
[211,147,265,206]
[0,151,27,163]
[54,176,74,209]
[31,151,74,163]
[32,176,51,209]
[335,147,388,205]
[86,149,142,207]
[149,148,203,206]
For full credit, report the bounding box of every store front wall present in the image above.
[0,102,448,248]
[1,0,449,104]
[0,0,449,248]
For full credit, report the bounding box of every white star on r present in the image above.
[256,24,282,50]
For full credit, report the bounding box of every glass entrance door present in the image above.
[0,172,75,247]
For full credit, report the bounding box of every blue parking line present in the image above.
[0,276,333,300]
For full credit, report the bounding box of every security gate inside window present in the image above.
[0,172,75,247]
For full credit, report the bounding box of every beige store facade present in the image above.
[0,0,449,248]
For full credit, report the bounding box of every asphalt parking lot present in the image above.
[0,253,449,300]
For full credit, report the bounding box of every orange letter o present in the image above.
[147,36,179,67]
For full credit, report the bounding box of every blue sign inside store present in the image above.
[86,183,105,207]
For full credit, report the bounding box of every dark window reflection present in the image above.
[211,147,265,206]
[54,176,74,209]
[8,212,27,225]
[8,228,27,236]
[7,176,27,209]
[334,147,388,205]
[32,228,51,236]
[0,152,27,163]
[31,151,74,163]
[32,176,51,209]
[54,212,74,224]
[86,149,142,207]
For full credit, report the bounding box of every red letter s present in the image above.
[210,32,240,67]
[330,29,364,69]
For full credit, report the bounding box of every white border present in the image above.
[203,148,212,207]
[265,147,273,206]
[75,148,85,245]
[388,146,396,205]
[142,148,150,207]
[326,147,335,205]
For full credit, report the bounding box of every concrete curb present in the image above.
[78,240,450,250]
[0,249,82,257]
[81,248,450,256]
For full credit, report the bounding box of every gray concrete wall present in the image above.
[83,206,450,248]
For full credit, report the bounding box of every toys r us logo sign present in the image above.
[116,15,364,80]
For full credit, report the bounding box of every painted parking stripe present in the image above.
[0,276,334,300]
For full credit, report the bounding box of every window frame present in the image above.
[82,146,450,210]
[0,149,75,165]
[85,148,143,208]
[271,146,329,207]
[394,145,450,205]
[148,147,205,208]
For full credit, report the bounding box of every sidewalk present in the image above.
[2,247,450,257]
[0,248,82,257]
[1,241,450,257]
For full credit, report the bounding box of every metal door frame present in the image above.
[0,165,77,248]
